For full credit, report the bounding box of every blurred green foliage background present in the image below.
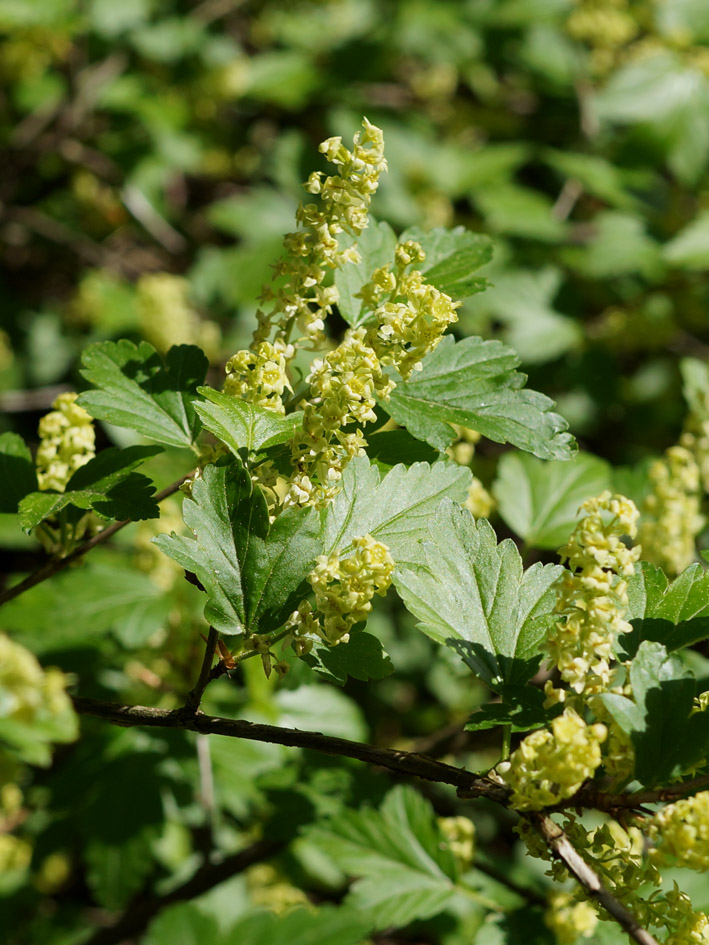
[4,1,709,943]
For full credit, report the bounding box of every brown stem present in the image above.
[0,471,194,608]
[531,814,660,945]
[183,627,219,715]
[73,696,506,800]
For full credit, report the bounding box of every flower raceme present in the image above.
[497,708,606,811]
[639,444,703,577]
[545,490,640,698]
[223,119,461,510]
[298,535,395,648]
[35,392,95,493]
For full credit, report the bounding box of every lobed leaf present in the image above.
[400,224,493,298]
[307,785,460,929]
[18,445,162,530]
[321,456,472,565]
[382,334,577,458]
[153,457,320,635]
[394,500,563,690]
[493,451,611,549]
[195,387,303,455]
[79,340,208,448]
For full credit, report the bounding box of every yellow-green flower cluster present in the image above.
[545,891,598,944]
[566,0,638,72]
[306,534,394,646]
[438,815,475,871]
[0,632,75,731]
[285,327,392,507]
[649,793,709,872]
[35,392,95,492]
[253,117,387,350]
[224,340,292,415]
[360,240,460,379]
[136,272,220,357]
[497,708,606,811]
[640,445,703,576]
[546,491,640,697]
[286,239,459,508]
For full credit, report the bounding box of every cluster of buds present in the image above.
[306,535,394,646]
[497,708,606,810]
[285,239,459,508]
[252,118,387,350]
[35,392,95,492]
[546,491,640,698]
[224,340,292,415]
[639,445,703,576]
[649,792,709,872]
[285,328,392,507]
[361,240,460,379]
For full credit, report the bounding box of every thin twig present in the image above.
[0,471,194,608]
[73,696,507,800]
[183,627,219,715]
[531,814,659,945]
[82,837,284,945]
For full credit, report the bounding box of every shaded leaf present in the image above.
[0,432,38,513]
[465,686,562,733]
[79,340,208,448]
[600,641,709,785]
[305,631,394,686]
[383,335,576,458]
[223,906,372,945]
[394,501,563,690]
[623,562,709,657]
[18,445,162,530]
[307,785,460,929]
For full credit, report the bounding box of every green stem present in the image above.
[501,724,512,762]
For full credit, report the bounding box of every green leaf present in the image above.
[78,340,208,448]
[153,457,320,635]
[623,562,709,656]
[195,388,303,456]
[305,631,394,686]
[143,903,221,945]
[18,445,162,530]
[0,432,38,513]
[321,456,472,565]
[223,907,372,945]
[600,641,709,785]
[334,220,398,327]
[307,785,460,929]
[664,210,709,270]
[394,501,563,690]
[383,334,576,458]
[400,225,494,298]
[493,452,611,550]
[466,267,581,365]
[681,356,709,416]
[1,558,175,651]
[464,685,562,733]
[366,428,440,469]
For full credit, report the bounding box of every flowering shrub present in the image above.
[4,112,709,945]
